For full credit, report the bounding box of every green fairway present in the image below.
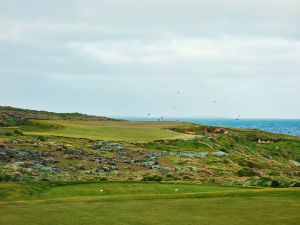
[0,182,299,225]
[22,120,193,142]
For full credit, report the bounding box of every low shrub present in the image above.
[237,167,262,177]
[37,135,47,141]
[142,174,163,182]
[14,129,24,136]
[99,177,108,181]
[165,173,178,181]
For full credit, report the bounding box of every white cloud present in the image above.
[68,40,177,64]
[68,37,300,67]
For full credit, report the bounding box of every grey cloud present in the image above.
[0,0,299,118]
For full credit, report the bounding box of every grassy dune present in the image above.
[0,182,299,225]
[22,120,194,142]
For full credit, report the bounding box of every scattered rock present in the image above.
[110,165,118,170]
[31,163,59,173]
[170,151,208,159]
[211,151,228,157]
[185,166,197,172]
[0,148,52,163]
[91,141,124,152]
[289,160,300,167]
[291,182,300,187]
[257,139,273,144]
[152,165,170,171]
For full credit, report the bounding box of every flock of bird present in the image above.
[145,91,248,121]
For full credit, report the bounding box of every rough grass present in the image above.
[0,182,299,225]
[21,120,194,142]
[141,138,215,152]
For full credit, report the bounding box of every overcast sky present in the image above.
[0,0,299,118]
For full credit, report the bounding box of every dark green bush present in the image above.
[142,174,163,182]
[165,173,178,181]
[14,129,24,136]
[37,135,47,141]
[99,177,108,181]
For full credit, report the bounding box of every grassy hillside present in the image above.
[0,106,299,185]
[0,115,298,186]
[0,106,118,126]
[0,182,299,225]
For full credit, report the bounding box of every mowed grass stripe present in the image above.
[2,189,300,205]
[0,182,299,203]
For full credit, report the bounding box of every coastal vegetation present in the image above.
[0,106,299,224]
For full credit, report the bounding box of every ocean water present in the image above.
[124,117,300,137]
